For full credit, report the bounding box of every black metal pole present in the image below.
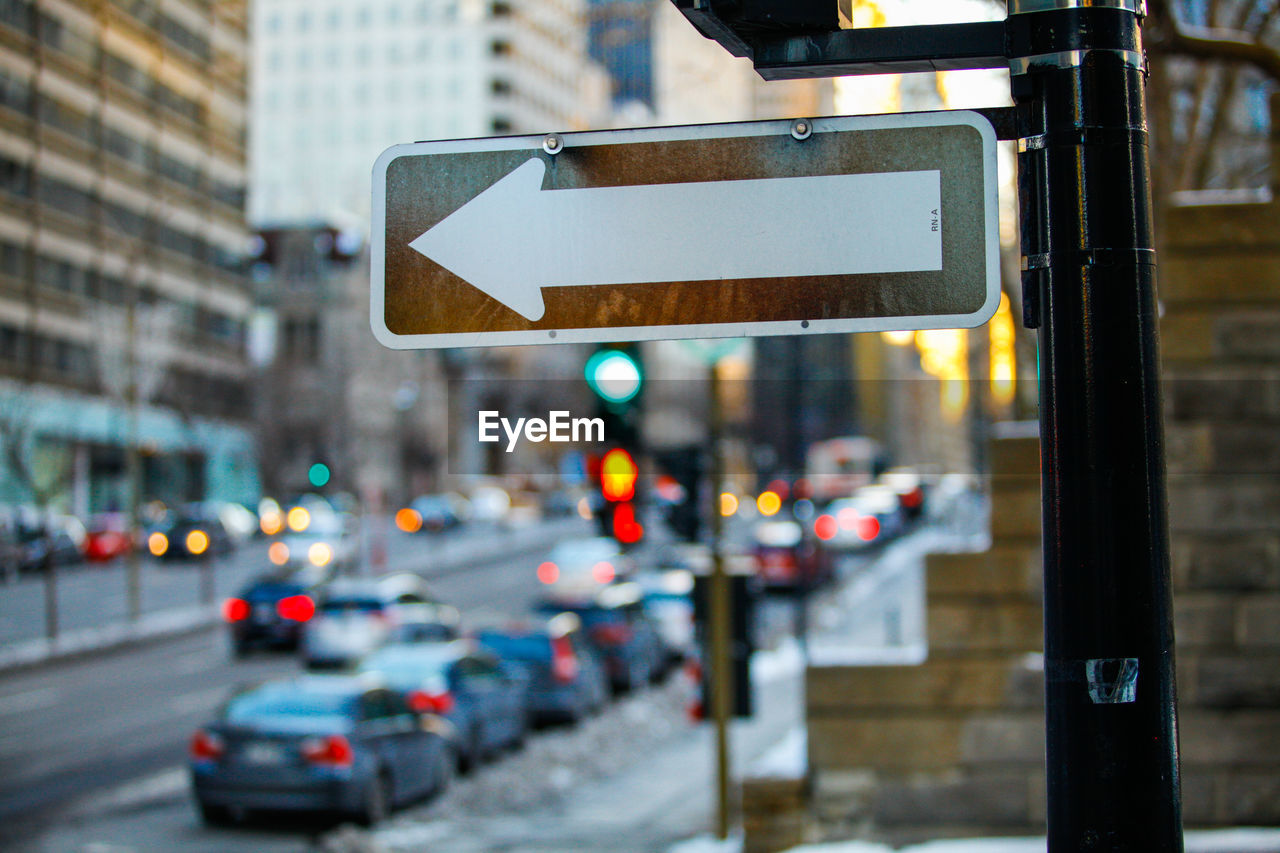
[1010,2,1182,849]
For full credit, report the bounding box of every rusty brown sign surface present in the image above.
[372,111,999,349]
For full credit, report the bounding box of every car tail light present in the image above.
[537,561,559,584]
[276,594,315,622]
[551,636,579,684]
[591,561,615,584]
[222,597,250,622]
[407,690,455,715]
[301,734,354,767]
[590,623,633,646]
[189,729,224,762]
[856,516,881,542]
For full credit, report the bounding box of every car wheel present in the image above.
[435,744,457,794]
[198,802,235,826]
[509,716,527,751]
[457,727,481,775]
[356,772,391,826]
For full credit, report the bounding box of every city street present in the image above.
[0,516,953,853]
[0,515,596,841]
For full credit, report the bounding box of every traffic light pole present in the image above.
[1010,2,1182,847]
[672,1,1182,848]
[708,359,733,841]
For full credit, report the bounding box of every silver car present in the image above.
[302,574,443,669]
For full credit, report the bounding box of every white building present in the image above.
[249,0,612,227]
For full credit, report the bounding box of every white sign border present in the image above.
[371,110,1000,350]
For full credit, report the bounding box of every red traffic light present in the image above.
[612,500,644,545]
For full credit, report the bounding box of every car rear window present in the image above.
[225,688,355,721]
[538,604,622,628]
[244,583,303,602]
[477,633,551,660]
[321,597,383,614]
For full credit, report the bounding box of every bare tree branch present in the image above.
[1147,0,1280,81]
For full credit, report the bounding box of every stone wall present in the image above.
[797,97,1280,841]
[1160,181,1280,824]
[806,430,1046,842]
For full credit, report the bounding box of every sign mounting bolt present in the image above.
[790,119,813,141]
[543,134,563,155]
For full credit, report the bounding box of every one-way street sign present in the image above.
[372,111,998,349]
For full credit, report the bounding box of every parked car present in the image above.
[0,508,86,574]
[823,485,906,552]
[408,493,469,533]
[83,512,134,562]
[535,582,666,694]
[272,506,356,575]
[358,641,529,773]
[223,572,318,657]
[475,613,609,726]
[301,573,444,669]
[632,568,697,665]
[536,536,635,590]
[149,510,235,561]
[751,519,833,591]
[189,675,453,826]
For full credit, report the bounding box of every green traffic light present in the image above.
[585,349,642,404]
[308,463,330,488]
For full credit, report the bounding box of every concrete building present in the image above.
[249,0,612,227]
[247,0,620,493]
[0,0,258,515]
[248,225,447,505]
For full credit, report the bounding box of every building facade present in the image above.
[249,0,612,227]
[0,0,258,516]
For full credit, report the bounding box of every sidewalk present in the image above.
[0,516,588,674]
[668,526,1280,853]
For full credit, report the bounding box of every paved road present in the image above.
[0,515,594,651]
[0,518,598,845]
[2,518,958,852]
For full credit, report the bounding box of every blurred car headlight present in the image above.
[308,542,333,567]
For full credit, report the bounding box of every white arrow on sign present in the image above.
[409,157,942,322]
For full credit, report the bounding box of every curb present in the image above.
[0,605,218,675]
[0,517,592,676]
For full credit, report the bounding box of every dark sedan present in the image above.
[475,613,609,726]
[149,513,234,561]
[189,675,452,826]
[223,573,316,657]
[358,641,528,773]
[535,582,667,695]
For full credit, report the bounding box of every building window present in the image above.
[103,126,147,168]
[0,67,31,115]
[282,316,320,361]
[0,154,30,198]
[0,0,36,37]
[491,117,512,134]
[491,39,511,57]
